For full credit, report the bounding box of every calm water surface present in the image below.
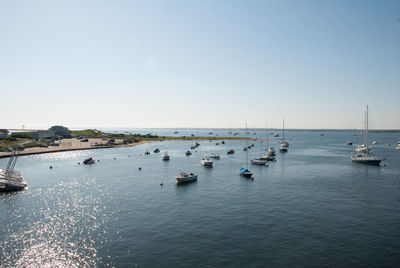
[1,130,400,267]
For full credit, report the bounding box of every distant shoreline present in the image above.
[0,137,251,159]
[0,139,156,159]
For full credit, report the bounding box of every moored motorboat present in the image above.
[185,150,192,156]
[267,147,276,157]
[176,172,198,183]
[346,141,353,145]
[145,150,150,155]
[162,151,170,161]
[279,143,288,153]
[227,149,235,154]
[83,157,95,164]
[200,157,213,167]
[154,148,160,153]
[210,153,220,159]
[355,144,371,153]
[239,168,253,178]
[251,158,268,166]
[279,118,289,152]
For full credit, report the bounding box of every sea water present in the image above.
[1,130,400,267]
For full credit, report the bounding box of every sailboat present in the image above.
[251,139,269,166]
[0,150,27,192]
[240,124,253,178]
[264,127,276,161]
[251,130,269,166]
[279,118,289,153]
[351,105,383,165]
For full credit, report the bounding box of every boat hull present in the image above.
[351,158,382,165]
[240,172,253,178]
[176,175,198,184]
[201,161,213,167]
[0,182,26,192]
[251,159,268,166]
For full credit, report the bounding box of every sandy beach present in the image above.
[0,138,154,158]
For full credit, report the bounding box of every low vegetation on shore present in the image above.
[71,129,244,142]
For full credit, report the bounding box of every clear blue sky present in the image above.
[0,0,399,129]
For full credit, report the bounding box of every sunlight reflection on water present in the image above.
[0,177,106,267]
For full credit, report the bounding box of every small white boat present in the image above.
[251,158,268,166]
[279,118,289,152]
[279,143,288,153]
[210,153,220,159]
[200,157,213,167]
[260,154,275,161]
[176,172,198,183]
[372,141,377,145]
[355,144,371,153]
[267,147,276,156]
[162,151,170,161]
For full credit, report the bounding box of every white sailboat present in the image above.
[0,150,27,192]
[279,118,289,153]
[264,127,276,161]
[351,105,383,165]
[240,124,253,178]
[251,133,268,166]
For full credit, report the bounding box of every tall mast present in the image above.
[366,105,369,157]
[245,123,248,169]
[282,118,285,141]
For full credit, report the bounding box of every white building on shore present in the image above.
[10,130,56,139]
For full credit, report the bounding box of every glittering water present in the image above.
[1,130,400,267]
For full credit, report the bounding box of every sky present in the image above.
[0,0,399,130]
